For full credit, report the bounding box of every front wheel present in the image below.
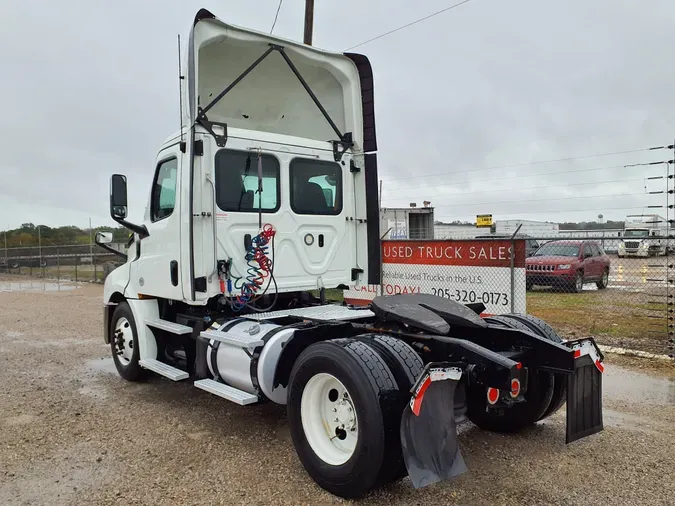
[287,339,405,499]
[571,271,584,293]
[110,302,146,382]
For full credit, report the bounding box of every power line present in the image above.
[344,0,477,51]
[382,147,666,183]
[270,0,283,34]
[382,172,641,196]
[383,163,629,191]
[382,192,644,210]
[434,205,648,220]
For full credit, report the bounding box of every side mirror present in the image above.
[110,174,128,220]
[95,231,113,244]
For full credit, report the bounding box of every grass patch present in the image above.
[526,290,667,348]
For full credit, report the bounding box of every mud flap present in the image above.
[400,365,467,488]
[566,340,604,444]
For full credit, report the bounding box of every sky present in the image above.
[1,0,674,230]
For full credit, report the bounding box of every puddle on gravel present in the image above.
[604,365,675,406]
[0,281,79,292]
[84,357,118,375]
[78,384,109,400]
[603,409,675,437]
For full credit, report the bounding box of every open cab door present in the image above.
[182,9,381,303]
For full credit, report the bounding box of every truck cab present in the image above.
[101,9,380,308]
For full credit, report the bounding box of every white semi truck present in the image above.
[618,215,672,257]
[96,9,605,499]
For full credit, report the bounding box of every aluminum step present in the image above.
[139,359,189,381]
[200,329,264,349]
[145,318,193,335]
[194,379,259,405]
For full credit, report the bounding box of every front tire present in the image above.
[287,339,404,499]
[571,271,584,293]
[110,302,145,382]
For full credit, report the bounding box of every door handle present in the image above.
[170,260,178,286]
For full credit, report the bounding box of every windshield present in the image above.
[624,229,649,238]
[533,244,580,257]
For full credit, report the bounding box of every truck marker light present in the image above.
[487,387,499,405]
[510,379,521,398]
[515,362,522,370]
[573,349,581,359]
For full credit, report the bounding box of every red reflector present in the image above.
[573,349,581,358]
[510,378,521,398]
[411,375,432,416]
[487,387,499,405]
[515,362,522,370]
[595,360,605,373]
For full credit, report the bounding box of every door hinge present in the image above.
[351,268,364,281]
[194,139,204,156]
[350,160,360,173]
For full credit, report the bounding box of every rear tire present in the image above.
[287,339,405,499]
[596,268,609,289]
[496,314,567,421]
[354,334,424,483]
[468,315,556,433]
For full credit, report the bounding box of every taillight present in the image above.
[487,387,499,405]
[510,378,521,398]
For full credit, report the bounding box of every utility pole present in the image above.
[303,0,314,45]
[89,217,93,260]
[38,225,42,277]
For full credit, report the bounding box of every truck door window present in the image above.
[290,158,342,215]
[150,157,178,222]
[215,149,280,212]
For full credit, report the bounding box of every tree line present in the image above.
[1,223,130,248]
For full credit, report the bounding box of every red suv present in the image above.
[525,240,610,293]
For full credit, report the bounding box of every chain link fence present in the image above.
[523,236,671,358]
[1,244,123,283]
[343,237,673,358]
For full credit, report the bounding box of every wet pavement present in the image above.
[0,281,79,292]
[1,283,674,505]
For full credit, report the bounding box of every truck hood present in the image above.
[183,8,375,151]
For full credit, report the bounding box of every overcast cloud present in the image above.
[1,0,674,229]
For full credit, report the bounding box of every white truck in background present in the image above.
[93,8,604,499]
[618,215,673,257]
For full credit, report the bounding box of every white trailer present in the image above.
[95,9,604,499]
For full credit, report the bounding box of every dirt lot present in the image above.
[1,280,674,505]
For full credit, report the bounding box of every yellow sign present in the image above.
[476,214,493,228]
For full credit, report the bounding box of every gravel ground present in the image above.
[1,280,674,506]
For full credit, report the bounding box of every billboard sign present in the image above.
[344,239,526,315]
